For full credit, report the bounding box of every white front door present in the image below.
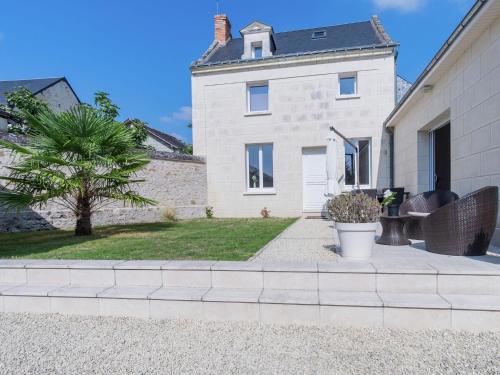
[302,147,327,212]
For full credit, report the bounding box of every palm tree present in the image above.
[0,106,156,236]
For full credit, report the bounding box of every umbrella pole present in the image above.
[356,145,360,191]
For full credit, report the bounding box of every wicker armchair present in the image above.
[400,190,459,240]
[422,186,498,256]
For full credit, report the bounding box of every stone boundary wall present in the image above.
[0,143,207,232]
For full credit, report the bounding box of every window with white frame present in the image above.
[344,138,371,188]
[247,83,269,112]
[251,43,263,58]
[246,144,274,191]
[339,74,357,96]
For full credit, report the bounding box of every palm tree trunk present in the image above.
[75,196,92,236]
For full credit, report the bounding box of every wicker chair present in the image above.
[399,190,459,240]
[422,186,498,256]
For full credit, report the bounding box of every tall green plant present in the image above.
[0,106,156,235]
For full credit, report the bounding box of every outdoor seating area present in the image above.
[364,186,499,257]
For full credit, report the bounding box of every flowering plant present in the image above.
[381,190,397,207]
[327,193,381,223]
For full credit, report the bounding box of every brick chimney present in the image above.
[214,14,232,45]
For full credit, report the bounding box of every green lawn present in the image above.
[0,218,296,261]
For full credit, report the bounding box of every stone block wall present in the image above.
[0,146,207,232]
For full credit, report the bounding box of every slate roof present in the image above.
[144,125,185,150]
[0,77,79,105]
[194,18,397,67]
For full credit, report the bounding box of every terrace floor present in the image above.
[252,217,500,273]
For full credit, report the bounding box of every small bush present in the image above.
[327,193,380,223]
[161,207,177,221]
[205,206,214,219]
[260,207,271,219]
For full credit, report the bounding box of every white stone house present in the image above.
[191,15,398,217]
[0,77,80,131]
[386,0,500,246]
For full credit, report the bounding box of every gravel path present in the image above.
[0,313,498,374]
[252,218,338,262]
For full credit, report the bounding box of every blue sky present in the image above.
[0,0,475,143]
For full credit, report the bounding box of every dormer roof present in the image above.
[239,21,274,36]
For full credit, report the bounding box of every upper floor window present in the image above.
[339,74,357,96]
[251,43,263,59]
[247,83,269,112]
[246,144,274,191]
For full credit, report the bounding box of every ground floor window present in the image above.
[344,138,371,188]
[246,144,274,190]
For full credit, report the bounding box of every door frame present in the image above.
[302,146,327,213]
[428,121,450,190]
[343,137,372,191]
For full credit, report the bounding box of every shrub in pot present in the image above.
[328,193,381,259]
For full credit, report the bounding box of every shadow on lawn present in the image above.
[0,222,177,259]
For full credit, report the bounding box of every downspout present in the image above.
[386,127,394,189]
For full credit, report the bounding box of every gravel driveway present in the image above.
[0,313,498,374]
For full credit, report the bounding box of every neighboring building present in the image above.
[0,77,80,113]
[385,0,500,245]
[191,15,398,217]
[143,125,185,152]
[396,75,412,103]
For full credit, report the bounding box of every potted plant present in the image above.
[328,193,381,259]
[381,190,398,216]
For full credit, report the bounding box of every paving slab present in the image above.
[203,288,262,303]
[149,287,209,301]
[114,260,170,270]
[262,262,317,272]
[318,261,375,273]
[162,261,216,270]
[0,260,30,268]
[48,286,113,298]
[211,261,263,271]
[441,294,500,311]
[3,285,64,297]
[98,286,160,299]
[320,291,382,307]
[0,284,21,293]
[69,260,126,269]
[259,289,319,305]
[378,293,450,309]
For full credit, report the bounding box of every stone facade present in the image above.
[0,149,207,232]
[387,6,500,245]
[192,50,396,217]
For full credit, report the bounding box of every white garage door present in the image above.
[302,147,327,212]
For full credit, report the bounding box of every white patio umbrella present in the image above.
[325,129,341,197]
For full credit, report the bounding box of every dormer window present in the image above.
[240,21,275,60]
[252,43,263,59]
[312,30,327,39]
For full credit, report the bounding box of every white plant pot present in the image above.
[335,222,378,260]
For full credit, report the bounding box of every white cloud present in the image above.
[160,106,192,124]
[372,0,426,12]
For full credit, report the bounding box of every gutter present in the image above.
[191,42,399,70]
[384,0,489,127]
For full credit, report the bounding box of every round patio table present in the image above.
[376,215,411,246]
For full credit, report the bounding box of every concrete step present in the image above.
[1,259,499,295]
[0,284,499,331]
